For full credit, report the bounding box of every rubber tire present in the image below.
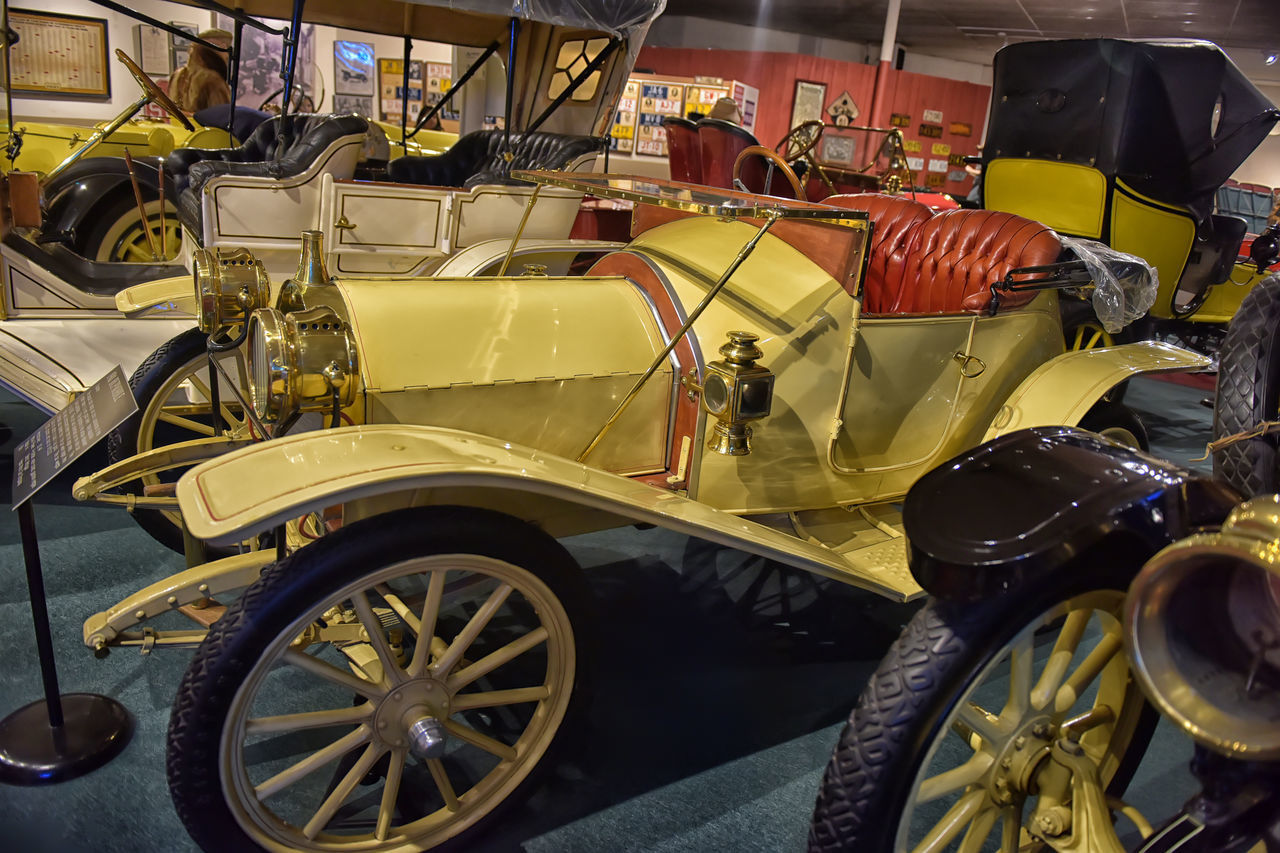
[106,328,217,554]
[1079,399,1149,451]
[808,557,1156,852]
[78,191,181,263]
[1213,273,1280,497]
[167,506,595,853]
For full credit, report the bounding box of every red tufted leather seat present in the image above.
[825,193,933,300]
[882,209,1062,314]
[663,116,702,184]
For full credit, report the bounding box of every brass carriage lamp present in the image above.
[193,246,271,334]
[701,331,775,456]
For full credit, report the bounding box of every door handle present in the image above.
[334,215,356,230]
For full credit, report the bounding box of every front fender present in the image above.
[983,340,1210,441]
[115,277,197,317]
[176,425,923,602]
[904,427,1239,601]
[43,156,166,238]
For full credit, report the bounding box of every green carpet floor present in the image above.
[0,377,1213,852]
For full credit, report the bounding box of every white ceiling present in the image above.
[662,0,1280,86]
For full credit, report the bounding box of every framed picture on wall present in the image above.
[9,9,111,100]
[333,94,373,116]
[334,41,375,97]
[790,80,827,129]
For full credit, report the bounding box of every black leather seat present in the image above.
[387,130,603,188]
[164,113,369,237]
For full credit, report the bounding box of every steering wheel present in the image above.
[115,49,194,131]
[733,145,805,199]
[776,120,825,161]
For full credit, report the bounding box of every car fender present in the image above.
[43,156,165,239]
[176,424,924,602]
[115,277,197,317]
[983,340,1210,441]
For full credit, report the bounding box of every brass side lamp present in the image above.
[699,331,775,456]
[193,246,271,334]
[248,305,358,423]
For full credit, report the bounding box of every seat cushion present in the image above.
[826,193,933,300]
[387,130,602,188]
[892,210,1062,314]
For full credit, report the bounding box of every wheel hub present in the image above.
[372,678,451,757]
[987,714,1055,805]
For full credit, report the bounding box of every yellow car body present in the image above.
[4,116,235,175]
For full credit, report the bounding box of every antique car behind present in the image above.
[0,0,664,415]
[71,170,1210,851]
[980,38,1280,353]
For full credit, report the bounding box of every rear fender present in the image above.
[176,424,923,602]
[984,341,1209,440]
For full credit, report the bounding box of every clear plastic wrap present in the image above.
[1060,235,1158,333]
[415,1,667,40]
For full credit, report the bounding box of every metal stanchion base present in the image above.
[0,693,133,786]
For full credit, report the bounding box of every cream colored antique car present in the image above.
[74,172,1208,852]
[0,0,662,415]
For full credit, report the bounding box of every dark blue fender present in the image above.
[903,427,1241,601]
[41,156,173,250]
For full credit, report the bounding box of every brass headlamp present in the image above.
[192,246,271,334]
[248,306,359,423]
[700,331,774,456]
[1125,493,1280,758]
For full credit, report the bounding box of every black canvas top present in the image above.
[985,39,1279,222]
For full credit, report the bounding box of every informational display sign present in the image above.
[379,58,424,124]
[12,367,137,509]
[9,9,110,99]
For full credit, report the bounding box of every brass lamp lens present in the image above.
[704,373,730,415]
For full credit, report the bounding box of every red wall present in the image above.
[636,46,990,196]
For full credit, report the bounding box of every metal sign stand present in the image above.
[0,367,139,785]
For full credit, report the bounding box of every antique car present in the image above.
[0,0,664,415]
[979,38,1280,352]
[806,425,1280,852]
[72,169,1210,851]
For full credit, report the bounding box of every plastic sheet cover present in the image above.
[1061,235,1158,333]
[411,0,666,39]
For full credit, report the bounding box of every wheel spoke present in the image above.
[408,571,446,677]
[431,582,513,676]
[157,410,216,437]
[917,753,993,804]
[283,647,385,700]
[186,372,240,429]
[427,758,460,812]
[910,789,987,853]
[442,718,517,760]
[254,724,371,799]
[1000,806,1020,850]
[351,591,407,687]
[447,626,548,692]
[246,704,372,735]
[301,742,384,839]
[376,585,422,637]
[1031,611,1089,711]
[451,686,551,712]
[957,805,1000,853]
[957,702,1004,748]
[1003,633,1034,722]
[375,748,407,841]
[1054,629,1123,713]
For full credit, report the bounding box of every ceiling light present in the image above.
[1267,52,1279,66]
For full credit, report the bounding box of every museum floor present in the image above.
[0,377,1212,852]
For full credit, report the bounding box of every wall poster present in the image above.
[334,41,375,97]
[790,80,826,129]
[378,58,423,124]
[9,9,110,99]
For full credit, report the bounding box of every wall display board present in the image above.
[132,25,170,76]
[378,58,423,124]
[610,79,639,152]
[685,80,728,118]
[215,14,315,111]
[732,81,759,135]
[790,80,826,129]
[424,61,458,125]
[635,79,684,157]
[9,9,110,100]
